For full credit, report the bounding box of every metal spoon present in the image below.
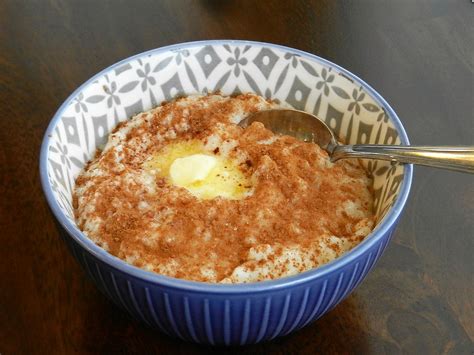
[239,109,474,173]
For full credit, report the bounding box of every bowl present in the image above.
[40,40,412,345]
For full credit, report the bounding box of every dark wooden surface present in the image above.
[0,1,473,353]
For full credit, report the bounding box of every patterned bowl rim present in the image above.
[40,40,413,294]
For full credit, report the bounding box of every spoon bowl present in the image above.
[240,109,336,149]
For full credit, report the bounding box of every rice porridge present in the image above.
[74,93,374,283]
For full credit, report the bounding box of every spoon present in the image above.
[239,109,474,173]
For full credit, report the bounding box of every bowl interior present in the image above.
[44,41,406,242]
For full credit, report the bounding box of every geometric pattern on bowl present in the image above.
[46,41,404,224]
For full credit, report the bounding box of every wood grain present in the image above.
[0,0,472,353]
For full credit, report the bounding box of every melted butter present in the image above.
[144,140,252,200]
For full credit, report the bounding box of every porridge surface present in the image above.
[74,93,374,283]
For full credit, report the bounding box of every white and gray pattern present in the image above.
[45,42,405,224]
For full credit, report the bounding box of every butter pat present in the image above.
[170,154,217,186]
[144,140,252,200]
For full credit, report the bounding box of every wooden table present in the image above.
[1,1,472,353]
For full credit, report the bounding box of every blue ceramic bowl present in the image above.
[40,40,412,345]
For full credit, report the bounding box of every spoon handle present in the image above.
[332,145,474,173]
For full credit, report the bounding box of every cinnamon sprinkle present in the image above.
[74,94,375,283]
